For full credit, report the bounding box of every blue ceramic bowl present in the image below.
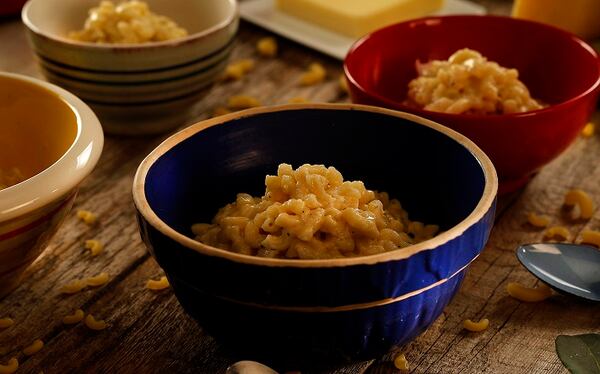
[133,104,497,366]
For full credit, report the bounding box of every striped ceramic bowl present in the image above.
[22,0,238,135]
[0,73,103,298]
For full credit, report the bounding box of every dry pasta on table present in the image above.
[192,164,438,259]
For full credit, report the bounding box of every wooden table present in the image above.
[1,2,599,373]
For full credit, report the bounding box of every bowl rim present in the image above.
[133,103,498,268]
[0,72,104,222]
[21,0,238,50]
[344,14,600,121]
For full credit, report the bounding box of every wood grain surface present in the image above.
[1,1,599,373]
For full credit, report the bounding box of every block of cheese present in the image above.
[275,0,445,38]
[512,0,600,40]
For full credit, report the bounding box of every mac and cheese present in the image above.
[406,49,545,115]
[192,164,438,259]
[68,1,188,44]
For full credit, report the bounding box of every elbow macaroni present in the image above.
[85,239,104,256]
[0,358,18,374]
[526,212,550,228]
[563,189,595,219]
[223,59,255,81]
[256,37,278,57]
[63,309,85,325]
[227,95,262,110]
[146,276,170,290]
[85,314,108,330]
[300,63,326,86]
[77,210,98,225]
[0,318,14,329]
[463,318,489,332]
[393,353,409,371]
[61,279,87,294]
[543,226,571,241]
[192,164,438,259]
[580,230,600,247]
[68,1,188,44]
[23,339,44,356]
[86,272,110,287]
[406,49,545,115]
[507,282,552,302]
[581,122,595,137]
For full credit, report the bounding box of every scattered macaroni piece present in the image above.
[0,358,18,374]
[406,48,545,114]
[68,0,188,43]
[339,74,349,94]
[564,189,595,219]
[257,36,278,57]
[463,318,490,332]
[63,309,85,325]
[507,282,552,302]
[60,279,87,294]
[393,353,409,371]
[582,122,595,137]
[212,106,232,117]
[223,59,256,81]
[300,63,326,86]
[287,97,308,104]
[23,339,44,356]
[0,318,14,329]
[192,164,439,259]
[227,95,262,110]
[85,314,108,331]
[580,230,600,248]
[77,210,97,225]
[84,239,104,256]
[86,272,110,287]
[527,212,551,228]
[543,226,571,241]
[146,276,170,291]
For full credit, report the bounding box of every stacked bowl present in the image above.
[22,0,239,135]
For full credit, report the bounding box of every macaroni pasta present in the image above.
[192,164,438,259]
[68,1,188,44]
[406,49,545,115]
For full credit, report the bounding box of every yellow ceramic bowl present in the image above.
[0,73,103,298]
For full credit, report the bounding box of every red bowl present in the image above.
[344,15,600,194]
[0,0,27,16]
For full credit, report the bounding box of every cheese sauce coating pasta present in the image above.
[68,1,188,44]
[192,164,438,259]
[406,49,545,115]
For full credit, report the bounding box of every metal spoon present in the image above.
[517,243,600,302]
[226,360,279,374]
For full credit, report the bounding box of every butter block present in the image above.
[512,0,600,40]
[275,0,445,38]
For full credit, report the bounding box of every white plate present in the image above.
[240,0,486,60]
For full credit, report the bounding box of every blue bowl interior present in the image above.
[145,108,486,242]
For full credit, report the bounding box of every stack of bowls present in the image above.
[22,0,239,135]
[0,73,103,298]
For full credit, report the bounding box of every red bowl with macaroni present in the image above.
[344,15,600,194]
